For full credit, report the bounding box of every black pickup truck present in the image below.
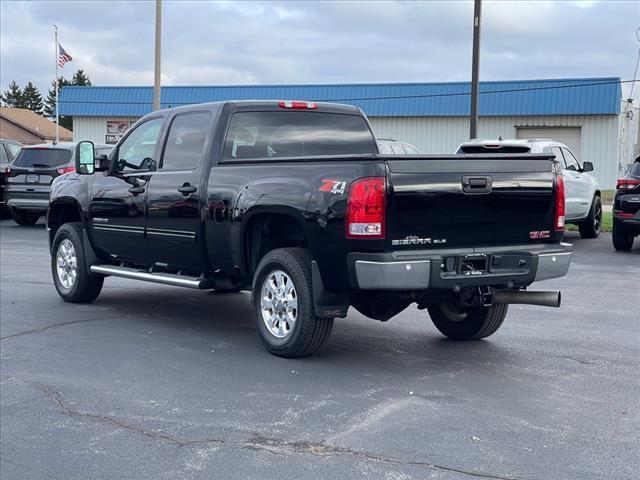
[47,100,572,357]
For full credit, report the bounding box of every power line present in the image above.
[57,79,639,107]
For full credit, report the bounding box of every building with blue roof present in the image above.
[61,77,626,187]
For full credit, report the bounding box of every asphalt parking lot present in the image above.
[1,218,638,480]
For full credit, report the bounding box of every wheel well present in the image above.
[245,214,308,274]
[48,202,82,246]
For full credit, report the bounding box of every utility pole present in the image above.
[54,24,59,144]
[469,0,481,139]
[153,0,162,111]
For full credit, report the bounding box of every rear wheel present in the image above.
[612,224,634,251]
[578,195,601,239]
[427,303,508,340]
[51,222,104,303]
[11,209,40,226]
[252,248,333,358]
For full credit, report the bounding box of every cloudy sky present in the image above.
[1,0,638,98]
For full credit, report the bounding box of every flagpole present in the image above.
[54,24,59,144]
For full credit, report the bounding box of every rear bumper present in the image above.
[613,215,640,234]
[6,196,50,212]
[348,243,572,291]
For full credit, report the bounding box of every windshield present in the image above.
[13,149,72,168]
[223,111,378,160]
[629,160,640,176]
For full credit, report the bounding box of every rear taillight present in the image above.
[616,178,640,190]
[346,177,386,239]
[554,174,565,231]
[4,166,10,174]
[56,166,76,175]
[278,100,318,110]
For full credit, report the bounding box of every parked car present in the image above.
[457,139,601,238]
[47,100,571,358]
[612,156,640,251]
[1,139,23,214]
[377,138,420,155]
[6,142,111,226]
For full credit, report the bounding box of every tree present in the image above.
[71,69,92,86]
[22,81,44,114]
[43,69,93,131]
[43,77,69,119]
[2,81,25,108]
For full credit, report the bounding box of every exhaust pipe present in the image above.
[492,290,561,308]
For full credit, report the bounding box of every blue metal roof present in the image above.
[58,77,621,117]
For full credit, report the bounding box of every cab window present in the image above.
[550,147,564,166]
[562,148,580,171]
[116,118,164,172]
[5,142,21,160]
[161,112,211,171]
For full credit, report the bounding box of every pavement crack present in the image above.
[0,311,134,341]
[2,375,528,480]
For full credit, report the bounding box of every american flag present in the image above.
[57,43,72,68]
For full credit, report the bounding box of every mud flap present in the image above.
[311,260,349,318]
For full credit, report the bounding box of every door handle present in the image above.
[177,184,197,196]
[128,186,145,195]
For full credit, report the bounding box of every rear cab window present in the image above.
[12,148,72,168]
[161,112,211,170]
[458,145,532,154]
[223,111,378,161]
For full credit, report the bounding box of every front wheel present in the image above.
[578,195,601,239]
[252,248,333,358]
[427,303,508,340]
[51,222,104,303]
[11,209,40,226]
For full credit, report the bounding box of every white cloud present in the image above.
[0,0,637,99]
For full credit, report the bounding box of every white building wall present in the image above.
[72,116,139,145]
[370,115,620,188]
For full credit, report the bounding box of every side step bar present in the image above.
[90,265,213,290]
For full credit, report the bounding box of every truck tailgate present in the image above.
[386,155,557,249]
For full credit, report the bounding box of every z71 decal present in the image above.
[319,179,347,195]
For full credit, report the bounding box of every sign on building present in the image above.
[106,120,134,144]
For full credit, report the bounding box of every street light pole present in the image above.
[153,0,162,111]
[469,0,482,139]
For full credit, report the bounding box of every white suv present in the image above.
[456,139,602,238]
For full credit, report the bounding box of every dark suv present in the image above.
[6,143,111,226]
[1,139,23,214]
[612,156,640,251]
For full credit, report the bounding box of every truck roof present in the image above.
[153,100,362,116]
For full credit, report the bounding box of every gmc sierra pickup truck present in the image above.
[47,100,572,357]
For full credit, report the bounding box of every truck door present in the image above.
[145,111,212,271]
[89,117,165,264]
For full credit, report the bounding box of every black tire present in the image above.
[252,248,333,358]
[578,195,601,239]
[612,224,634,251]
[427,303,508,340]
[51,222,104,303]
[11,209,40,226]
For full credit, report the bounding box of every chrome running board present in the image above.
[90,265,212,289]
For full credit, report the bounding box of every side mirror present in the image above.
[75,141,95,175]
[582,161,594,172]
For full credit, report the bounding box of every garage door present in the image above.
[517,127,582,160]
